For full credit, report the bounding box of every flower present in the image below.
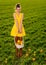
[40,49,43,53]
[33,51,36,56]
[28,48,31,51]
[32,58,36,61]
[26,53,29,57]
[33,53,36,56]
[4,58,8,63]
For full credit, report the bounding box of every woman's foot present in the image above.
[19,52,22,57]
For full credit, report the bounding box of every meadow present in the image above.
[0,0,46,65]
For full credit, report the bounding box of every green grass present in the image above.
[0,0,46,65]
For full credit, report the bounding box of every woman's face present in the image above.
[16,7,21,13]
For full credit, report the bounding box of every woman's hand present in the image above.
[18,28,22,33]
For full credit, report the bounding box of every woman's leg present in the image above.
[16,47,20,57]
[14,36,19,57]
[14,36,18,43]
[19,37,23,57]
[19,48,23,57]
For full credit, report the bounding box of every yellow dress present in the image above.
[10,13,26,37]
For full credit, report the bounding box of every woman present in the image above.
[10,3,26,57]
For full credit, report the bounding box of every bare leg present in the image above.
[16,47,20,57]
[14,36,19,57]
[19,48,23,57]
[19,37,23,57]
[19,37,22,41]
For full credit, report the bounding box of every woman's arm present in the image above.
[13,13,19,31]
[19,13,24,33]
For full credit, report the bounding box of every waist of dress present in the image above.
[14,22,23,27]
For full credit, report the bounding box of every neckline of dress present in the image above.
[16,13,21,18]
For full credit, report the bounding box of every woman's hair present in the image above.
[16,3,21,9]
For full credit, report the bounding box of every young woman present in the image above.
[10,3,26,57]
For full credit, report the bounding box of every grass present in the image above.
[0,0,46,65]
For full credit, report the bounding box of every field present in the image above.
[0,0,46,65]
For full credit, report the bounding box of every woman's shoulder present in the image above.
[13,12,23,15]
[21,12,24,15]
[13,13,17,18]
[13,12,16,15]
[20,13,24,17]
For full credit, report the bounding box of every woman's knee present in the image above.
[19,37,22,41]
